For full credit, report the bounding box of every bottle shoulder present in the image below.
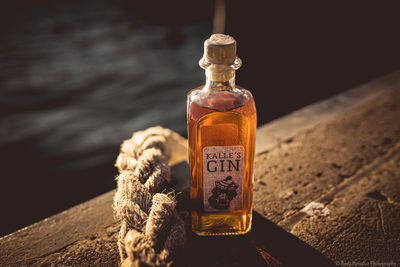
[187,86,254,112]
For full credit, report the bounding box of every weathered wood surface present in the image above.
[1,70,400,266]
[253,71,400,264]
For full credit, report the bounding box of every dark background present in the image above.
[0,0,399,236]
[227,1,400,121]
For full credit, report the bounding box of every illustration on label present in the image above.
[203,146,244,212]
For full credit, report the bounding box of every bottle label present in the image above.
[203,146,244,212]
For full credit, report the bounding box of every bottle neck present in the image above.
[204,68,236,91]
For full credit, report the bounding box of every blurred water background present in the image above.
[0,0,213,236]
[0,0,398,236]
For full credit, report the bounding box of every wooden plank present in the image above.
[253,71,400,264]
[0,190,117,266]
[1,70,400,266]
[292,147,400,264]
[253,82,400,225]
[255,70,400,154]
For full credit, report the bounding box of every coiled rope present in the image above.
[113,126,186,267]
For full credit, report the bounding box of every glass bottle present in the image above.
[187,34,256,235]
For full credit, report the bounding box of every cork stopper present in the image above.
[204,34,237,65]
[199,34,242,81]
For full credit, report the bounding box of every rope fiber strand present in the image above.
[113,126,186,267]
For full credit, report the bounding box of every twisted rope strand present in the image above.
[113,126,186,267]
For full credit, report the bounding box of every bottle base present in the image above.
[191,210,252,236]
[192,226,251,236]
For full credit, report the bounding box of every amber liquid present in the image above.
[187,87,256,235]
